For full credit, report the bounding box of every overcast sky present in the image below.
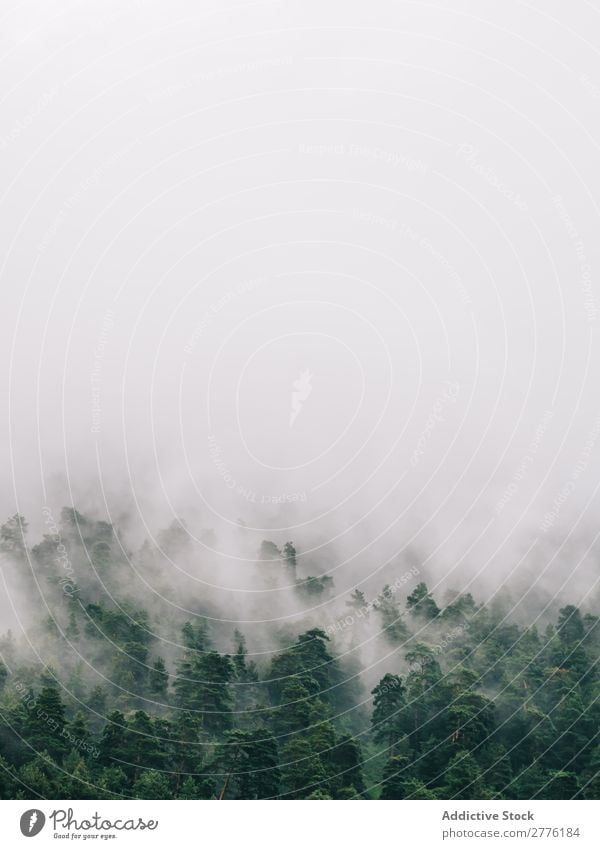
[1,0,600,603]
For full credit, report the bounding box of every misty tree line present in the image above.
[0,509,599,799]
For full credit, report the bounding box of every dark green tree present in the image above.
[371,674,407,752]
[406,582,440,621]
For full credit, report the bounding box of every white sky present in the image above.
[1,0,600,600]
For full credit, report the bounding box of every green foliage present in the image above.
[148,657,169,702]
[295,575,334,597]
[0,514,28,559]
[371,674,407,752]
[259,540,281,560]
[374,585,410,643]
[283,542,297,569]
[444,750,483,799]
[0,508,598,800]
[133,769,173,799]
[174,635,234,734]
[406,582,440,621]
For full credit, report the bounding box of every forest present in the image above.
[0,509,598,800]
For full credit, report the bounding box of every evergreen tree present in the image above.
[0,507,598,802]
[174,648,234,734]
[374,585,409,643]
[325,734,365,798]
[281,737,329,799]
[24,685,67,761]
[406,582,440,621]
[371,674,407,752]
[444,750,483,799]
[259,540,281,560]
[133,769,172,799]
[148,657,169,702]
[283,542,297,570]
[0,514,28,560]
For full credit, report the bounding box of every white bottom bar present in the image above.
[0,800,598,848]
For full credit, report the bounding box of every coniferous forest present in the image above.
[0,509,598,801]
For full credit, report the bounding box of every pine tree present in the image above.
[371,674,407,752]
[444,750,482,799]
[406,582,440,621]
[174,647,234,735]
[347,588,368,610]
[133,769,172,799]
[374,585,409,643]
[24,685,67,760]
[148,657,169,702]
[281,737,329,799]
[325,733,364,798]
[0,514,28,560]
[259,540,281,560]
[98,711,129,768]
[283,542,297,570]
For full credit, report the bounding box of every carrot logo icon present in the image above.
[20,809,45,836]
[289,369,313,427]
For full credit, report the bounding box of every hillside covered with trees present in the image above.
[0,509,598,800]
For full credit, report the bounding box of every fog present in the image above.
[1,0,600,645]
